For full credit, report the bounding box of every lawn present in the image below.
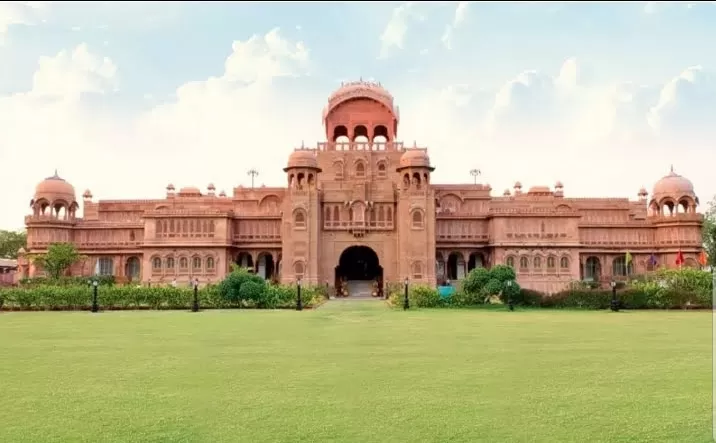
[0,302,712,442]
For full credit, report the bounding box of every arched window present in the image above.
[547,256,556,269]
[179,257,188,270]
[333,161,344,179]
[386,207,393,223]
[585,257,601,280]
[560,257,569,269]
[293,261,305,278]
[412,261,423,279]
[377,162,387,178]
[411,210,424,229]
[152,257,161,270]
[506,256,515,268]
[533,256,542,269]
[294,210,306,229]
[611,256,632,277]
[519,256,529,270]
[166,256,175,270]
[206,257,215,271]
[325,207,331,226]
[156,220,163,235]
[333,206,340,223]
[192,257,202,271]
[355,162,365,178]
[98,257,114,276]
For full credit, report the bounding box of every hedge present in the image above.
[0,283,326,311]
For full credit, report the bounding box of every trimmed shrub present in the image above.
[387,284,440,308]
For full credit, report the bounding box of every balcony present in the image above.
[323,220,395,231]
[316,141,405,151]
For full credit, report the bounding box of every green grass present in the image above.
[0,301,712,442]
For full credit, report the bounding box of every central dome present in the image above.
[652,168,694,198]
[323,80,396,121]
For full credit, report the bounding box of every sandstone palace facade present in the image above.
[19,81,703,294]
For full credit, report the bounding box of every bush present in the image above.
[19,275,116,287]
[0,281,326,311]
[387,284,440,308]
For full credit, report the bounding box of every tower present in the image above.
[396,149,436,285]
[282,149,322,284]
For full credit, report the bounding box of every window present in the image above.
[192,257,201,271]
[412,261,423,279]
[560,257,569,269]
[166,256,175,270]
[519,257,529,270]
[612,257,632,277]
[294,210,306,229]
[293,261,305,278]
[411,210,424,229]
[179,257,188,270]
[355,162,365,178]
[585,257,601,280]
[98,257,114,276]
[377,162,387,178]
[333,161,344,180]
[206,257,215,271]
[533,256,542,269]
[547,256,556,269]
[506,256,515,268]
[152,257,161,270]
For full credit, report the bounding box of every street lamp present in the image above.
[470,168,481,185]
[148,278,151,288]
[296,278,303,311]
[610,281,619,312]
[403,277,409,310]
[91,280,99,313]
[192,278,199,312]
[505,280,514,311]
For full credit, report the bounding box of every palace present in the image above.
[18,81,703,294]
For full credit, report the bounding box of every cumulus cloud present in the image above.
[441,1,471,50]
[0,28,320,230]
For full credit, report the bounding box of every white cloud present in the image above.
[0,28,319,230]
[379,2,424,58]
[442,1,471,50]
[0,1,48,44]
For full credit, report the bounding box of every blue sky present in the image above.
[1,1,715,229]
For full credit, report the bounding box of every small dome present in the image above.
[638,187,648,196]
[178,186,202,197]
[82,189,92,199]
[503,189,511,196]
[555,181,563,188]
[207,183,216,191]
[285,150,319,170]
[398,149,432,169]
[219,190,227,197]
[166,183,175,191]
[514,181,522,188]
[34,171,76,203]
[652,167,694,199]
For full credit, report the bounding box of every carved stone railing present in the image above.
[436,234,489,242]
[316,141,405,151]
[233,234,281,242]
[323,220,395,231]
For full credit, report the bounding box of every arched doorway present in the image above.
[125,257,141,282]
[335,246,383,297]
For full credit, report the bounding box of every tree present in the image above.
[30,243,84,280]
[0,230,27,259]
[703,196,716,268]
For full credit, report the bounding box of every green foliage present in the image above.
[19,275,116,287]
[386,284,440,308]
[0,229,26,259]
[458,265,521,305]
[29,243,84,280]
[218,266,265,304]
[702,196,716,268]
[0,281,326,311]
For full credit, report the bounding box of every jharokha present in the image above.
[18,81,703,294]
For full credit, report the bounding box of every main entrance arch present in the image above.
[335,246,383,297]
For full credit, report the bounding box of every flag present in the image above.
[698,250,708,266]
[94,259,100,275]
[648,254,658,266]
[625,251,632,265]
[675,250,685,266]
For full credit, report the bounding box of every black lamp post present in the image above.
[192,278,199,312]
[296,278,303,311]
[506,280,514,311]
[610,280,619,312]
[148,278,151,288]
[91,280,99,313]
[403,277,409,310]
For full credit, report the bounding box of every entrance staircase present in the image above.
[346,280,374,299]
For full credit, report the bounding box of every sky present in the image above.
[0,1,715,230]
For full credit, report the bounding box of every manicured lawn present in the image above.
[0,302,712,442]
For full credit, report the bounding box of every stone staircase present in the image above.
[346,280,374,299]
